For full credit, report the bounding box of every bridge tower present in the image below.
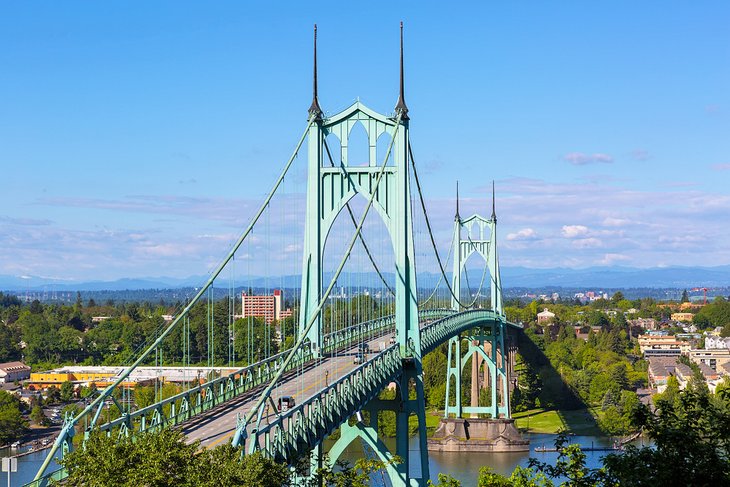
[430,184,528,452]
[297,24,430,485]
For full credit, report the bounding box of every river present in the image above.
[2,434,647,486]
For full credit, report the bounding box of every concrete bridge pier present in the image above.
[429,327,528,453]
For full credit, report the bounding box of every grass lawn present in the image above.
[512,408,602,435]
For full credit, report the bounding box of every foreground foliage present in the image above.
[434,387,730,486]
[0,390,28,444]
[61,430,289,487]
[61,428,392,487]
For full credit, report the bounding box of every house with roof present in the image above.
[537,308,555,325]
[0,361,31,384]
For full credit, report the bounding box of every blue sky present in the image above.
[1,2,729,282]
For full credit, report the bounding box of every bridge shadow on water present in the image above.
[515,331,602,436]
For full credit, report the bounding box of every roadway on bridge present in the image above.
[180,333,394,449]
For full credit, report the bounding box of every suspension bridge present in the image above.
[30,24,524,487]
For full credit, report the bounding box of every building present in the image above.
[629,317,657,331]
[240,290,293,325]
[28,370,117,390]
[671,312,694,322]
[0,361,31,383]
[687,348,730,375]
[648,357,674,392]
[706,336,730,350]
[25,365,237,391]
[537,308,555,325]
[638,334,691,358]
[648,356,721,393]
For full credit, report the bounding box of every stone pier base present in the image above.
[427,418,529,452]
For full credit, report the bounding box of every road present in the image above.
[180,333,393,449]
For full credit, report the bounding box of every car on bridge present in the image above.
[353,351,366,364]
[278,396,296,412]
[358,343,370,353]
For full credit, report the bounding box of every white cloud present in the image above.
[602,217,631,227]
[563,152,614,165]
[600,253,631,265]
[561,225,589,238]
[506,228,537,241]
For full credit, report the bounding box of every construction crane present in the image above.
[691,287,709,304]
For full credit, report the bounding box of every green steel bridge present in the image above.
[30,24,522,487]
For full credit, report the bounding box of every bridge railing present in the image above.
[421,309,521,354]
[243,345,403,462]
[24,309,457,486]
[241,309,512,465]
[322,308,453,354]
[87,309,455,441]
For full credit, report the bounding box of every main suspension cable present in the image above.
[408,142,487,309]
[34,115,317,482]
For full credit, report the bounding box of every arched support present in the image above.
[327,419,400,484]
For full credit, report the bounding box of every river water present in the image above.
[328,433,647,486]
[1,434,647,486]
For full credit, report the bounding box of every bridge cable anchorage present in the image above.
[33,115,318,482]
[408,142,490,309]
[322,138,395,296]
[240,111,405,435]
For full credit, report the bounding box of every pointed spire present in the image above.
[491,180,497,222]
[455,181,460,220]
[308,24,322,119]
[394,21,409,120]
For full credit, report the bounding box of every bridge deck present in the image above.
[181,333,391,449]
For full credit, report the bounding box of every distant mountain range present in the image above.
[2,265,730,292]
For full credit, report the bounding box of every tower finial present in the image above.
[308,24,322,118]
[455,181,460,220]
[394,21,409,120]
[491,180,497,222]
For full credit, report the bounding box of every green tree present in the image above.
[30,404,49,426]
[193,445,289,487]
[0,390,28,443]
[654,375,680,408]
[61,380,75,402]
[45,385,61,404]
[602,389,730,486]
[681,289,689,303]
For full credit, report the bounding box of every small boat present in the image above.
[10,441,21,449]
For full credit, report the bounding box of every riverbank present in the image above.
[512,407,603,435]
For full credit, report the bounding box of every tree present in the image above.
[63,428,291,487]
[602,389,730,486]
[45,385,62,404]
[30,404,49,426]
[61,380,75,402]
[681,289,689,303]
[192,445,289,487]
[611,291,625,304]
[0,390,28,443]
[63,429,197,486]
